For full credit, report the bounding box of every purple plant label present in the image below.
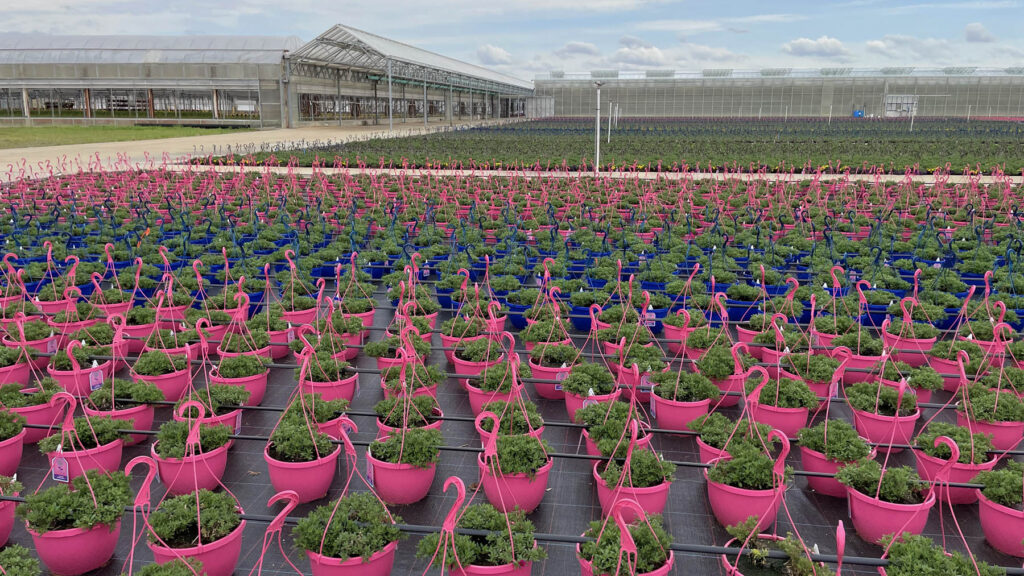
[365,458,375,488]
[234,412,243,434]
[649,395,656,418]
[554,384,563,391]
[287,330,295,341]
[555,372,568,381]
[644,312,656,327]
[341,421,355,437]
[51,457,69,483]
[89,370,104,391]
[46,339,58,353]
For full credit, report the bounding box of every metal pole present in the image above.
[607,101,612,144]
[387,58,393,133]
[967,104,971,123]
[423,81,428,127]
[828,104,832,126]
[594,82,602,174]
[910,107,915,132]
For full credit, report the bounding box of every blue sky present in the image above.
[3,0,1023,81]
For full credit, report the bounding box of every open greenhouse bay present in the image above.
[0,167,1021,576]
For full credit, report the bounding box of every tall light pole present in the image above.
[594,81,603,175]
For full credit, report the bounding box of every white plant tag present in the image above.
[51,457,69,483]
[88,370,103,391]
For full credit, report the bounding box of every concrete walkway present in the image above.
[0,118,515,173]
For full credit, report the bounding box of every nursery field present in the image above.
[0,126,249,150]
[232,118,1024,175]
[0,167,1022,576]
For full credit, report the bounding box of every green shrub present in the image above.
[293,492,403,560]
[16,470,131,533]
[369,428,442,468]
[416,504,546,568]
[147,489,241,549]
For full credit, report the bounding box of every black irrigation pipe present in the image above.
[19,422,995,489]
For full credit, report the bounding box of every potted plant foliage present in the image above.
[367,427,442,505]
[416,503,547,575]
[16,470,131,576]
[796,419,872,498]
[649,370,719,431]
[264,407,341,503]
[294,491,404,576]
[151,419,232,495]
[972,460,1023,557]
[374,395,442,437]
[38,415,127,480]
[478,433,553,513]
[845,381,920,453]
[147,489,245,576]
[577,512,673,576]
[210,353,270,405]
[562,362,619,422]
[85,377,164,445]
[913,421,996,503]
[835,458,933,544]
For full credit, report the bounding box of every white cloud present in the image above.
[782,36,851,60]
[964,22,996,42]
[476,44,513,65]
[865,34,953,60]
[635,13,807,34]
[555,41,601,57]
[610,36,669,66]
[680,42,744,64]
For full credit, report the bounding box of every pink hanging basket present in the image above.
[264,442,340,503]
[366,447,436,505]
[305,540,398,576]
[299,372,359,403]
[593,461,670,522]
[150,440,231,495]
[915,450,997,504]
[0,359,31,387]
[29,521,122,576]
[0,428,24,477]
[798,445,876,499]
[453,559,535,576]
[564,389,621,423]
[478,454,552,513]
[465,382,517,416]
[209,368,270,406]
[148,517,246,576]
[9,393,68,444]
[0,495,15,547]
[651,394,711,432]
[749,402,810,439]
[47,360,114,397]
[375,408,444,440]
[977,492,1024,557]
[577,545,674,576]
[45,438,123,481]
[82,403,154,446]
[133,367,192,403]
[955,411,1024,452]
[526,358,571,400]
[710,375,744,408]
[850,408,920,453]
[705,465,785,531]
[845,486,935,545]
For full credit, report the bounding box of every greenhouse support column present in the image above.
[373,82,379,125]
[147,89,155,119]
[336,72,342,126]
[83,88,92,119]
[21,88,29,119]
[212,89,220,119]
[594,81,602,174]
[448,83,453,126]
[387,58,393,133]
[423,81,427,127]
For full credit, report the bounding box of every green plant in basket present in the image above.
[294,492,404,561]
[914,421,993,465]
[845,382,917,416]
[599,449,676,488]
[0,545,41,576]
[650,370,719,403]
[578,513,671,575]
[724,516,835,576]
[797,420,871,462]
[688,413,779,455]
[88,377,164,411]
[744,377,818,409]
[175,385,250,417]
[364,334,430,359]
[479,400,543,435]
[268,413,335,463]
[561,362,615,396]
[881,533,1005,576]
[38,416,126,454]
[16,470,131,534]
[835,459,927,504]
[478,361,531,392]
[369,427,442,468]
[487,435,551,478]
[696,345,755,380]
[154,421,232,459]
[416,504,546,569]
[217,354,268,379]
[132,351,187,376]
[147,489,241,549]
[374,395,439,428]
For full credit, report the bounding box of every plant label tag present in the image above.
[234,412,243,434]
[582,398,598,409]
[365,458,375,488]
[46,338,58,353]
[644,312,656,327]
[649,395,656,418]
[51,457,69,483]
[287,330,295,342]
[89,370,104,391]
